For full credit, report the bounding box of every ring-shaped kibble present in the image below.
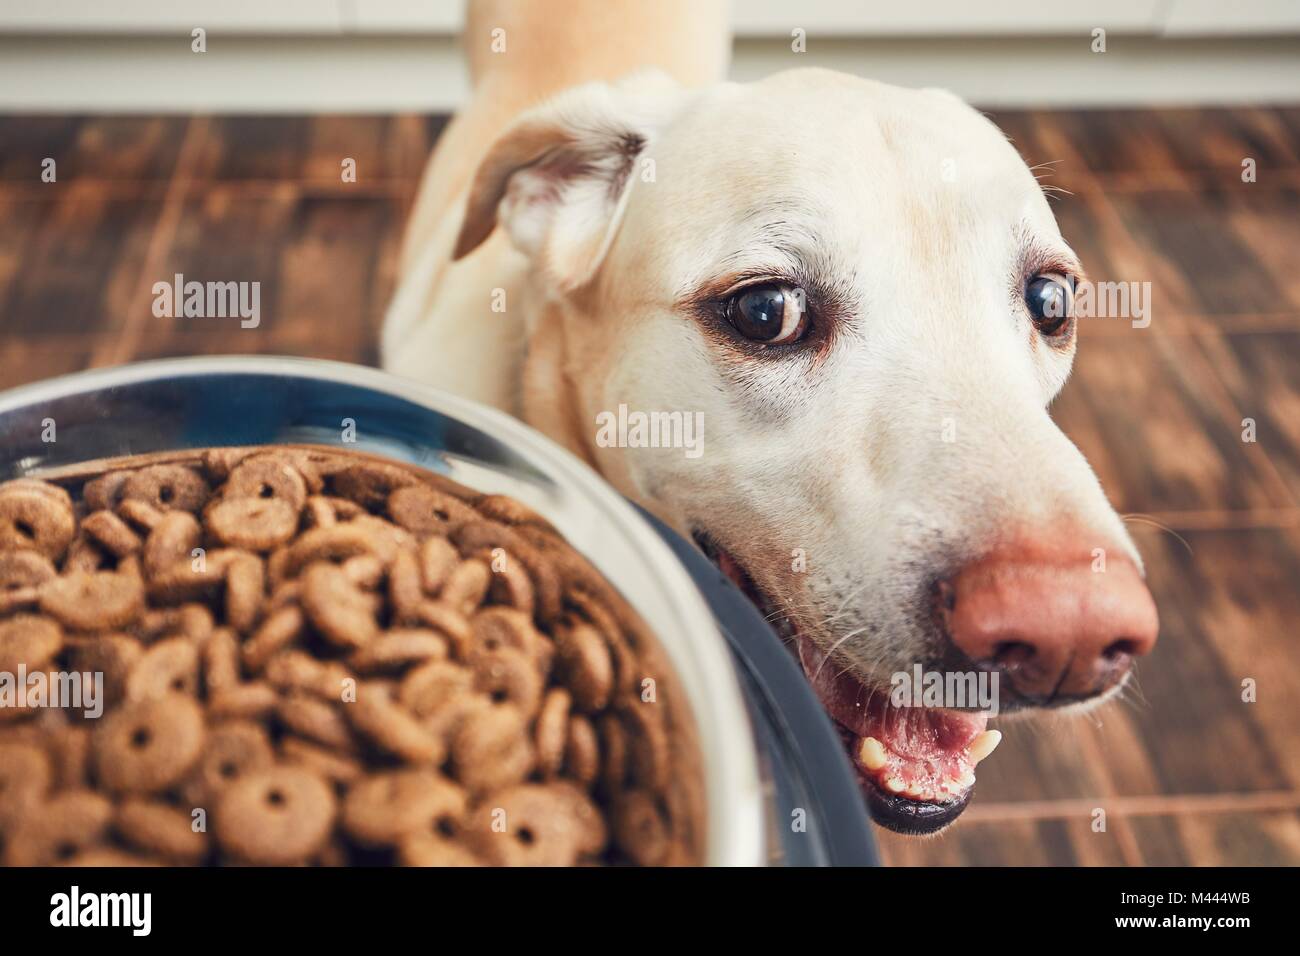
[451,703,534,793]
[213,766,336,865]
[387,548,423,624]
[66,634,143,709]
[611,789,672,867]
[465,783,603,867]
[301,562,378,648]
[397,658,475,720]
[0,742,52,825]
[114,797,209,863]
[277,693,356,751]
[224,552,266,635]
[0,478,72,509]
[125,637,200,701]
[470,607,548,664]
[180,719,275,808]
[483,550,536,615]
[554,619,614,713]
[473,494,550,529]
[284,525,385,577]
[40,565,145,631]
[472,647,543,717]
[92,693,206,794]
[329,461,417,511]
[121,464,211,514]
[221,454,309,513]
[349,629,448,674]
[417,536,460,594]
[280,736,365,786]
[0,549,57,591]
[439,558,491,616]
[348,682,443,764]
[398,833,482,867]
[564,714,601,786]
[618,700,672,791]
[82,470,131,512]
[0,489,76,560]
[387,483,478,535]
[2,789,113,866]
[206,496,300,552]
[242,605,304,673]
[263,648,351,700]
[534,688,571,777]
[0,613,62,674]
[143,511,201,575]
[342,769,467,847]
[81,509,142,558]
[201,627,241,692]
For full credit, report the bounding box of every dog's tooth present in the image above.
[969,730,1002,764]
[858,736,887,771]
[884,775,907,794]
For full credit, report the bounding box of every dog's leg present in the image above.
[383,0,729,414]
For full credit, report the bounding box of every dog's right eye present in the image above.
[725,284,808,344]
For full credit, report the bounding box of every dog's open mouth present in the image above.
[694,531,1001,835]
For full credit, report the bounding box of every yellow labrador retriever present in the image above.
[383,0,1158,834]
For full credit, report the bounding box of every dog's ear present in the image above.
[453,71,681,291]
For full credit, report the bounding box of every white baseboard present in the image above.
[2,33,1298,112]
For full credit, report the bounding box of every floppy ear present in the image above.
[452,71,681,291]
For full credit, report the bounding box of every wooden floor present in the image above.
[2,110,1299,866]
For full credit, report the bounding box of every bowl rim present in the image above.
[0,355,767,866]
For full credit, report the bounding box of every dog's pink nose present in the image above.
[942,544,1158,703]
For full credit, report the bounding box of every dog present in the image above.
[382,0,1159,835]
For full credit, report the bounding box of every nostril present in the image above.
[992,640,1035,667]
[1103,638,1138,660]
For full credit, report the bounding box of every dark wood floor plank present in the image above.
[0,116,190,186]
[128,192,401,368]
[0,190,165,353]
[1190,330,1300,505]
[1056,332,1295,513]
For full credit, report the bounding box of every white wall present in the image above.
[1,0,1298,110]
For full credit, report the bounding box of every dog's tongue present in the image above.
[797,635,998,803]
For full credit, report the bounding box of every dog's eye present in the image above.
[725,284,808,344]
[1025,274,1074,336]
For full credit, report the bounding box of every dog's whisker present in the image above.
[1121,513,1194,557]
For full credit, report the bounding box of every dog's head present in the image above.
[455,68,1159,834]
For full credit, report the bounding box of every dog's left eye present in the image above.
[725,284,809,344]
[1025,274,1074,336]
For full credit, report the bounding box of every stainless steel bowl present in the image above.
[0,355,767,866]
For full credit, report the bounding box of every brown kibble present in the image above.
[342,769,466,847]
[206,496,299,551]
[535,688,571,777]
[301,562,378,648]
[81,509,142,558]
[3,789,113,866]
[92,693,206,794]
[114,797,209,863]
[125,637,200,701]
[387,483,477,535]
[0,447,701,867]
[40,561,145,631]
[0,487,76,560]
[555,620,613,712]
[0,614,62,673]
[214,766,336,865]
[122,464,210,513]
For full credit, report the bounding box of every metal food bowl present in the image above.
[0,355,877,867]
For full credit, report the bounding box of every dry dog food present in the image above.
[0,446,704,866]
